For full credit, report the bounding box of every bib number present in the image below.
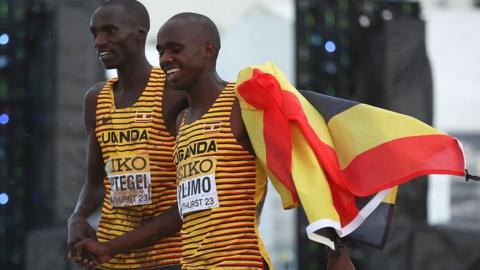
[105,153,152,207]
[177,156,219,218]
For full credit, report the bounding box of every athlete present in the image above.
[67,1,186,269]
[158,12,356,270]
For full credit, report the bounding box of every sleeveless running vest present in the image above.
[173,84,272,269]
[95,67,181,269]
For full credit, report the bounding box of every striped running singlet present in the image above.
[95,67,181,269]
[173,84,272,269]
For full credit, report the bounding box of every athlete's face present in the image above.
[89,5,138,69]
[156,20,207,91]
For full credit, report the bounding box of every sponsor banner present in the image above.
[177,156,219,218]
[105,153,152,207]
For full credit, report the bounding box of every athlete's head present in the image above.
[156,12,221,90]
[90,0,150,69]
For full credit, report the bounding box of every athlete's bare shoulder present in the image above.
[84,81,106,103]
[84,81,106,115]
[84,81,107,130]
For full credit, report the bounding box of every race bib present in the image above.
[177,156,219,219]
[105,153,152,207]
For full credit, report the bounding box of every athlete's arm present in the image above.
[326,236,357,270]
[230,98,254,155]
[67,82,106,263]
[74,204,182,264]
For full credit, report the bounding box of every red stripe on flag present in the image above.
[238,69,298,203]
[342,134,465,196]
[280,90,359,225]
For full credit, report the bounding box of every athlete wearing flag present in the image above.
[157,12,356,270]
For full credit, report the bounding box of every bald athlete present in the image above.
[67,1,185,269]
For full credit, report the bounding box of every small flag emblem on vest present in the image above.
[135,111,153,123]
[102,117,112,125]
[203,121,222,134]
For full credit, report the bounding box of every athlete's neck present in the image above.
[185,71,227,122]
[113,56,152,109]
[116,56,152,94]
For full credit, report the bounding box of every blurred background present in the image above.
[0,0,479,269]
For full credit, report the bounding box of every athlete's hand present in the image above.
[327,246,356,270]
[67,216,98,266]
[74,238,113,265]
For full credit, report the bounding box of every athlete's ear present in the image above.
[204,41,216,59]
[136,27,148,43]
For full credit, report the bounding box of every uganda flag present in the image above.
[234,61,466,249]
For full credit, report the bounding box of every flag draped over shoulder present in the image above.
[234,61,466,249]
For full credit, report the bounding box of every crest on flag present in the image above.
[135,111,153,123]
[203,121,222,134]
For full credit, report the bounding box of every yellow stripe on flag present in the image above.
[291,125,340,223]
[328,103,442,169]
[382,186,398,204]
